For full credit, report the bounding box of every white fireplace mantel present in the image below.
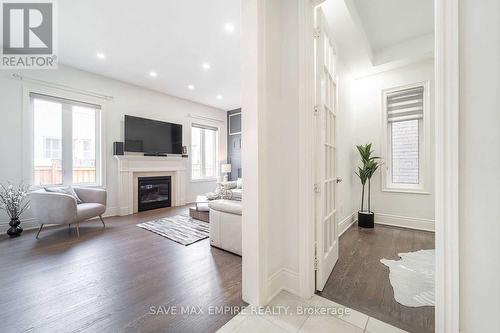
[115,155,188,216]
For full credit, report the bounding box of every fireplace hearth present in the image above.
[138,176,172,212]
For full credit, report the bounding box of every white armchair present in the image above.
[30,187,107,238]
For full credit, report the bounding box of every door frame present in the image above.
[296,0,460,332]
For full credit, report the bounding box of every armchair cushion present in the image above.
[76,203,106,222]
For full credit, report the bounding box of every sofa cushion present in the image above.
[220,181,237,190]
[208,200,242,215]
[229,188,242,201]
[76,203,106,222]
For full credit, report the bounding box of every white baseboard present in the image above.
[0,207,120,233]
[338,212,357,237]
[0,217,37,233]
[103,206,119,218]
[375,212,435,232]
[267,268,300,303]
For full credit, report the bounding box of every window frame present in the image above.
[23,86,106,189]
[381,81,431,194]
[190,123,219,182]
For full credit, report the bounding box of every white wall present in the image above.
[241,0,304,305]
[349,59,435,230]
[0,65,227,231]
[459,0,500,331]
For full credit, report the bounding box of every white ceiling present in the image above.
[352,0,434,51]
[58,0,241,111]
[322,0,434,77]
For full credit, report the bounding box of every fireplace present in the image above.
[138,176,171,212]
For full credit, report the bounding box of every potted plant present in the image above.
[355,144,382,228]
[0,183,30,237]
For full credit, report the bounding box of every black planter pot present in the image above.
[7,218,23,238]
[358,211,374,228]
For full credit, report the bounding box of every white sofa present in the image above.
[208,199,242,256]
[30,187,107,238]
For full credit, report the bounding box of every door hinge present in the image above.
[314,104,319,115]
[314,243,319,271]
[314,183,321,193]
[313,28,321,39]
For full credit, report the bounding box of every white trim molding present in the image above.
[375,213,435,232]
[267,268,301,303]
[337,211,435,234]
[338,212,357,237]
[435,0,460,331]
[297,0,319,300]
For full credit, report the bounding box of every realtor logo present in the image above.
[1,0,57,68]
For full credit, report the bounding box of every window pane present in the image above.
[72,106,96,184]
[33,99,62,185]
[191,127,202,179]
[391,120,419,184]
[204,129,216,177]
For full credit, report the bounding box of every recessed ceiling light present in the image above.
[216,94,223,100]
[96,52,106,60]
[202,62,211,70]
[224,23,235,34]
[149,71,158,77]
[188,84,195,90]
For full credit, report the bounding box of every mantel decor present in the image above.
[0,183,30,237]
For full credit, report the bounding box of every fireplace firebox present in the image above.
[138,176,171,212]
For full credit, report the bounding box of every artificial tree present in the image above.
[355,144,382,228]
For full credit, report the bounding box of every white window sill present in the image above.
[382,187,430,195]
[190,178,218,183]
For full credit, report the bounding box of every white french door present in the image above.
[314,7,339,291]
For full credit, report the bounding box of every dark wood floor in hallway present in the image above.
[317,223,435,333]
[0,206,243,333]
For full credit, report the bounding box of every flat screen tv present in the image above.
[124,115,182,154]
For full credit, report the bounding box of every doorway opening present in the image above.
[310,1,440,332]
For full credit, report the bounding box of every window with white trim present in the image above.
[383,83,428,192]
[32,93,102,186]
[191,124,218,180]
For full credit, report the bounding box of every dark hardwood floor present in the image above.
[317,223,435,333]
[0,206,243,333]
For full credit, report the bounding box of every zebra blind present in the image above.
[386,86,424,123]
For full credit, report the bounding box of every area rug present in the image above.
[380,249,435,307]
[136,214,209,246]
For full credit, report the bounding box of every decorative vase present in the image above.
[7,218,23,237]
[358,211,374,228]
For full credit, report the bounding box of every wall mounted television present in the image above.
[124,115,183,155]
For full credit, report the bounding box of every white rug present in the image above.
[380,249,435,307]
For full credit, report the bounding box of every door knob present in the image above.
[336,177,343,183]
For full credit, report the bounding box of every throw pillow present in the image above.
[220,181,237,190]
[45,186,82,204]
[236,178,243,189]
